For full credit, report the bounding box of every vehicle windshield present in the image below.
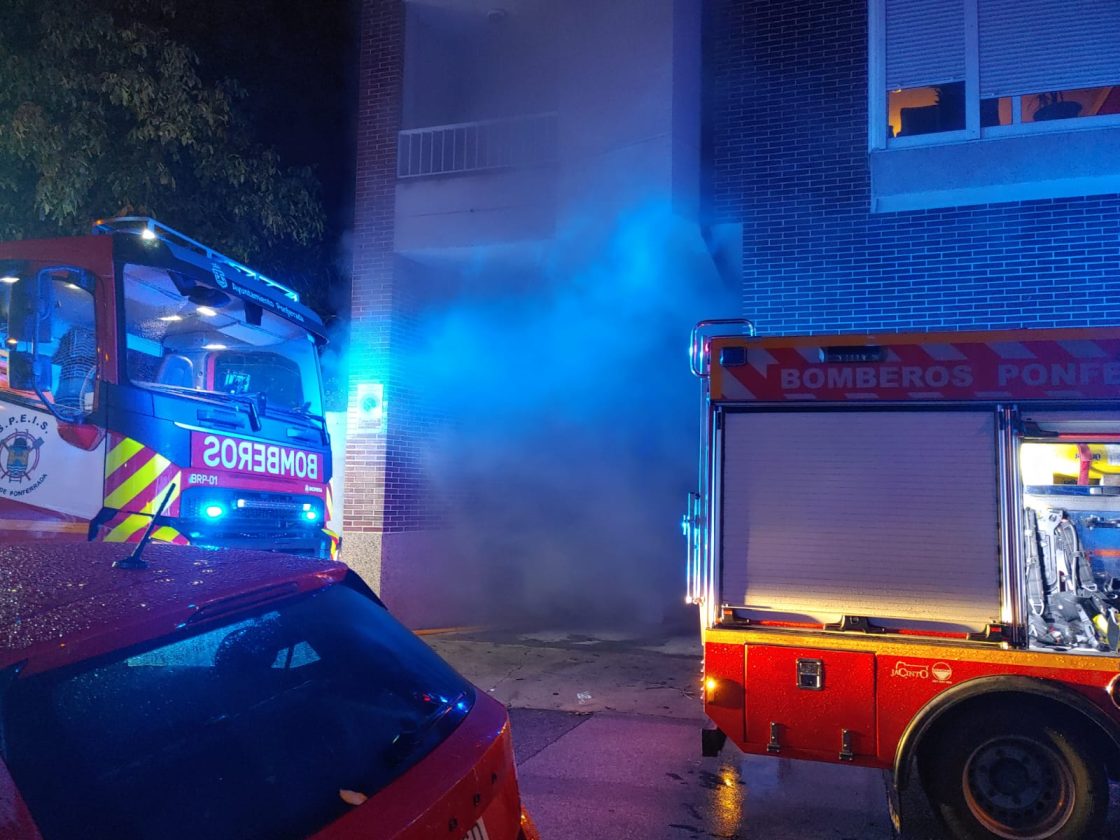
[122,263,323,417]
[1,585,474,840]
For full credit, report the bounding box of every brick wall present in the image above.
[379,271,446,534]
[704,0,1120,335]
[349,0,447,545]
[346,0,402,535]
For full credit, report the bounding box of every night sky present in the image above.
[176,0,360,245]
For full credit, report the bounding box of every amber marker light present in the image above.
[1108,674,1120,710]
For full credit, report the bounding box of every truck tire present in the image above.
[918,709,1108,839]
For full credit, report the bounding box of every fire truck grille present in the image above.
[178,489,326,551]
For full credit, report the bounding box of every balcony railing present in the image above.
[397,113,558,179]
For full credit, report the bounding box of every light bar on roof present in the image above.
[92,215,302,304]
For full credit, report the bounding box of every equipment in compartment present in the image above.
[1024,505,1120,652]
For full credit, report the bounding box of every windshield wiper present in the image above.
[385,693,469,765]
[142,383,261,431]
[271,402,326,426]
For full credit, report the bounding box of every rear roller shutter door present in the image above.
[719,410,1000,633]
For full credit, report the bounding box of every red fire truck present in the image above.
[686,321,1120,838]
[0,217,337,557]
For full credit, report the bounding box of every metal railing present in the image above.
[397,112,558,179]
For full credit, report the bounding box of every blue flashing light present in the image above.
[202,502,226,520]
[303,509,319,522]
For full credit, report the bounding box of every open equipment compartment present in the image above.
[1020,412,1120,654]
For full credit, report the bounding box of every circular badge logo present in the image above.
[0,430,44,483]
[931,662,953,682]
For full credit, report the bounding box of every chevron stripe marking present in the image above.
[152,526,189,545]
[103,452,172,510]
[104,513,151,543]
[106,436,147,475]
[131,466,182,515]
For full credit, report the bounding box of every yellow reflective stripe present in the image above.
[139,471,181,514]
[105,436,146,476]
[151,526,184,543]
[103,452,171,510]
[104,513,150,542]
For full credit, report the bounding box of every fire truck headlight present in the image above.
[301,502,320,523]
[202,502,226,520]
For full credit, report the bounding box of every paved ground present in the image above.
[426,628,894,838]
[425,627,1120,840]
[509,709,892,839]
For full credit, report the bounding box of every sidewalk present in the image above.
[425,628,895,839]
[424,628,703,717]
[427,627,1120,839]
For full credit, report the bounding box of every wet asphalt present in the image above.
[425,628,893,838]
[425,628,1120,840]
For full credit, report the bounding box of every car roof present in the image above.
[0,542,348,674]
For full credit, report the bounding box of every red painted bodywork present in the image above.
[697,326,1120,780]
[744,645,876,762]
[703,642,746,744]
[0,237,117,545]
[317,695,530,840]
[0,236,118,387]
[705,637,1120,770]
[710,327,1120,403]
[0,543,536,840]
[189,430,328,494]
[0,230,335,555]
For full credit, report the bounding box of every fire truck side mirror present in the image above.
[57,421,105,451]
[7,270,54,344]
[7,350,50,393]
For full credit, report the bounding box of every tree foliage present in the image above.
[0,0,329,305]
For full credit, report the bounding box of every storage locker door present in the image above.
[719,410,1000,633]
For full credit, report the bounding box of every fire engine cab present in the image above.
[686,321,1120,839]
[0,217,335,557]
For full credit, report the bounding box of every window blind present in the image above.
[885,0,967,89]
[979,0,1120,98]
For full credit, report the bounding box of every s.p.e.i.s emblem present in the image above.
[0,431,44,483]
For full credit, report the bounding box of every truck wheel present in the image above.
[918,710,1108,839]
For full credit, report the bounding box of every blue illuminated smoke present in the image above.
[414,199,736,630]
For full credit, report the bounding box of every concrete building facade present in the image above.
[349,0,1120,626]
[347,0,717,628]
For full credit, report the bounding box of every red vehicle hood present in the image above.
[0,541,345,673]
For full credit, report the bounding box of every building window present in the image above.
[870,0,1120,149]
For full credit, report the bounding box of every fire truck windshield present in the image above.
[122,264,323,418]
